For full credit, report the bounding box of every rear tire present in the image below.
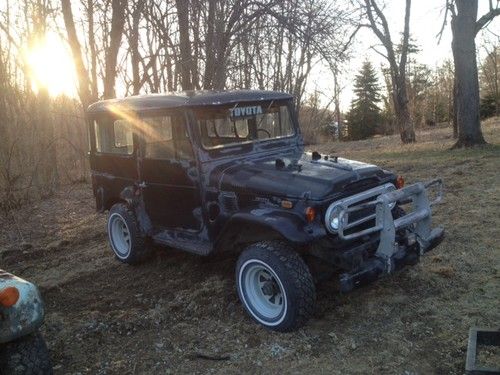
[107,203,149,264]
[0,332,52,375]
[236,241,315,332]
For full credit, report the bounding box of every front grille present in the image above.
[345,203,377,236]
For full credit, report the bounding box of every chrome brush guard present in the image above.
[334,179,444,263]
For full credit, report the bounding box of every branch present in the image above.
[399,0,411,74]
[476,5,500,34]
[437,1,452,44]
[0,22,20,50]
[364,0,388,45]
[364,0,398,75]
[338,24,362,57]
[370,46,388,60]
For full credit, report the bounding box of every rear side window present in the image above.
[93,112,192,160]
[94,119,134,155]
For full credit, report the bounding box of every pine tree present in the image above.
[346,61,382,140]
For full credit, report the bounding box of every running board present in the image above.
[152,229,212,256]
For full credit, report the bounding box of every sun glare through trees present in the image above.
[24,33,77,97]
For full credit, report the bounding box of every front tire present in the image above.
[107,203,149,264]
[0,332,53,375]
[236,241,316,332]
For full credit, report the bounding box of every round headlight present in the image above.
[331,216,340,230]
[325,204,344,233]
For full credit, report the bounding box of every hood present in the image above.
[212,151,394,201]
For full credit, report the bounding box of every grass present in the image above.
[0,118,498,374]
[310,118,500,373]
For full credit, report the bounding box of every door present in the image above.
[139,111,202,231]
[89,115,139,211]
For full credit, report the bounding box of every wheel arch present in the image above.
[104,197,127,211]
[214,210,313,253]
[96,185,136,212]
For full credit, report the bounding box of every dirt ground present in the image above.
[1,120,499,374]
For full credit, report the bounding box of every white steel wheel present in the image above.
[236,241,316,332]
[108,213,131,259]
[239,260,287,326]
[107,203,149,264]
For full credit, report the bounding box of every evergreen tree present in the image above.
[346,61,382,140]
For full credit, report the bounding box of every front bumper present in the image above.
[0,270,45,344]
[331,179,444,292]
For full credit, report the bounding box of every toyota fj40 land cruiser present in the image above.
[87,90,444,331]
[0,269,52,373]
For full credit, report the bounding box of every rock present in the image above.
[46,239,70,251]
[19,242,33,251]
[246,335,261,348]
[270,343,286,357]
[328,332,338,341]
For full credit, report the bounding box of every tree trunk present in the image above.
[175,0,193,90]
[364,0,416,144]
[202,0,216,89]
[87,0,98,100]
[393,76,415,143]
[451,0,486,148]
[333,69,342,141]
[130,2,143,95]
[452,77,458,138]
[103,0,127,99]
[61,0,92,108]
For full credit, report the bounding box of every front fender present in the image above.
[218,207,326,246]
[0,270,45,344]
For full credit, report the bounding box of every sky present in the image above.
[17,0,499,109]
[310,0,499,111]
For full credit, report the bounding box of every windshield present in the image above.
[195,101,295,149]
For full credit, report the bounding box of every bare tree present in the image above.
[61,0,93,107]
[362,0,416,143]
[103,0,127,98]
[175,0,194,90]
[444,0,500,148]
[480,39,499,117]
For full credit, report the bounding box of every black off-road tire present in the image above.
[0,332,53,375]
[236,241,316,332]
[107,203,150,264]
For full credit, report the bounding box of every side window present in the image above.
[94,118,133,155]
[113,120,134,154]
[280,105,294,136]
[175,123,195,160]
[143,116,174,159]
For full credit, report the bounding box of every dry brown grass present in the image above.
[0,119,499,374]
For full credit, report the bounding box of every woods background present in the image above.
[0,0,499,210]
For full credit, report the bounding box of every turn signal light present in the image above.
[396,175,405,189]
[305,207,316,223]
[0,286,20,307]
